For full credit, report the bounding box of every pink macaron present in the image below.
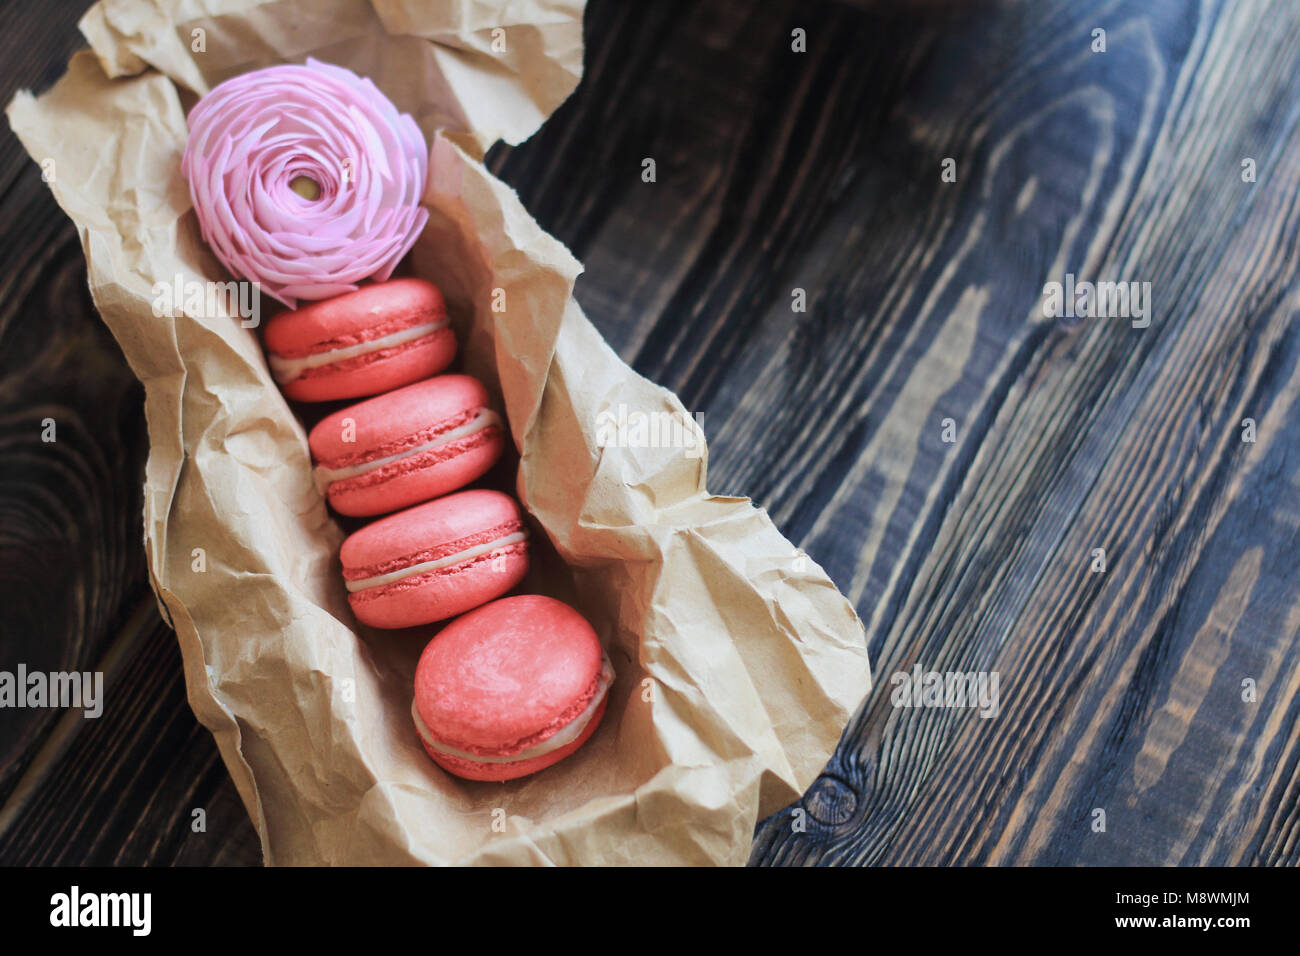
[263,278,456,402]
[308,374,506,517]
[412,595,614,782]
[341,489,530,628]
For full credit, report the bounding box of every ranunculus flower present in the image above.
[181,59,429,308]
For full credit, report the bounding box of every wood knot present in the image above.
[803,774,856,826]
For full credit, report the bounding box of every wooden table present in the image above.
[2,0,1298,866]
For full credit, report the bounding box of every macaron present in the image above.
[412,595,615,781]
[309,374,506,517]
[341,489,530,628]
[263,277,456,402]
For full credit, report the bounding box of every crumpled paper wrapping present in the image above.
[8,0,871,865]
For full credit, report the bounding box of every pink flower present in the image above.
[181,59,429,309]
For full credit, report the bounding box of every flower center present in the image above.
[289,175,321,201]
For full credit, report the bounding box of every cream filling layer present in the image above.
[269,317,449,383]
[345,530,527,593]
[314,408,501,492]
[412,653,615,765]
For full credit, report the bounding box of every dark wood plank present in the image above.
[0,115,150,808]
[493,0,1300,864]
[0,0,260,865]
[0,598,258,865]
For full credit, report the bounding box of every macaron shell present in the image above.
[266,278,446,348]
[341,489,524,569]
[280,328,455,403]
[326,429,503,517]
[420,695,608,782]
[343,490,530,628]
[309,374,491,463]
[309,375,505,517]
[350,540,528,628]
[265,278,455,402]
[414,595,604,754]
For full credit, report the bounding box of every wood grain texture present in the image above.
[0,599,258,865]
[1,0,1298,866]
[0,0,256,864]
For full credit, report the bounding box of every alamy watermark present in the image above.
[890,665,1000,719]
[0,665,103,718]
[50,886,150,936]
[152,273,261,327]
[595,403,704,459]
[1042,273,1151,328]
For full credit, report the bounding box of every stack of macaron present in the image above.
[181,61,612,782]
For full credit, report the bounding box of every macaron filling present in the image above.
[314,408,502,492]
[345,530,528,593]
[412,653,615,765]
[268,316,450,384]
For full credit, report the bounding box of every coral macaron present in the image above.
[263,277,455,402]
[309,374,505,517]
[341,489,530,629]
[412,595,615,782]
